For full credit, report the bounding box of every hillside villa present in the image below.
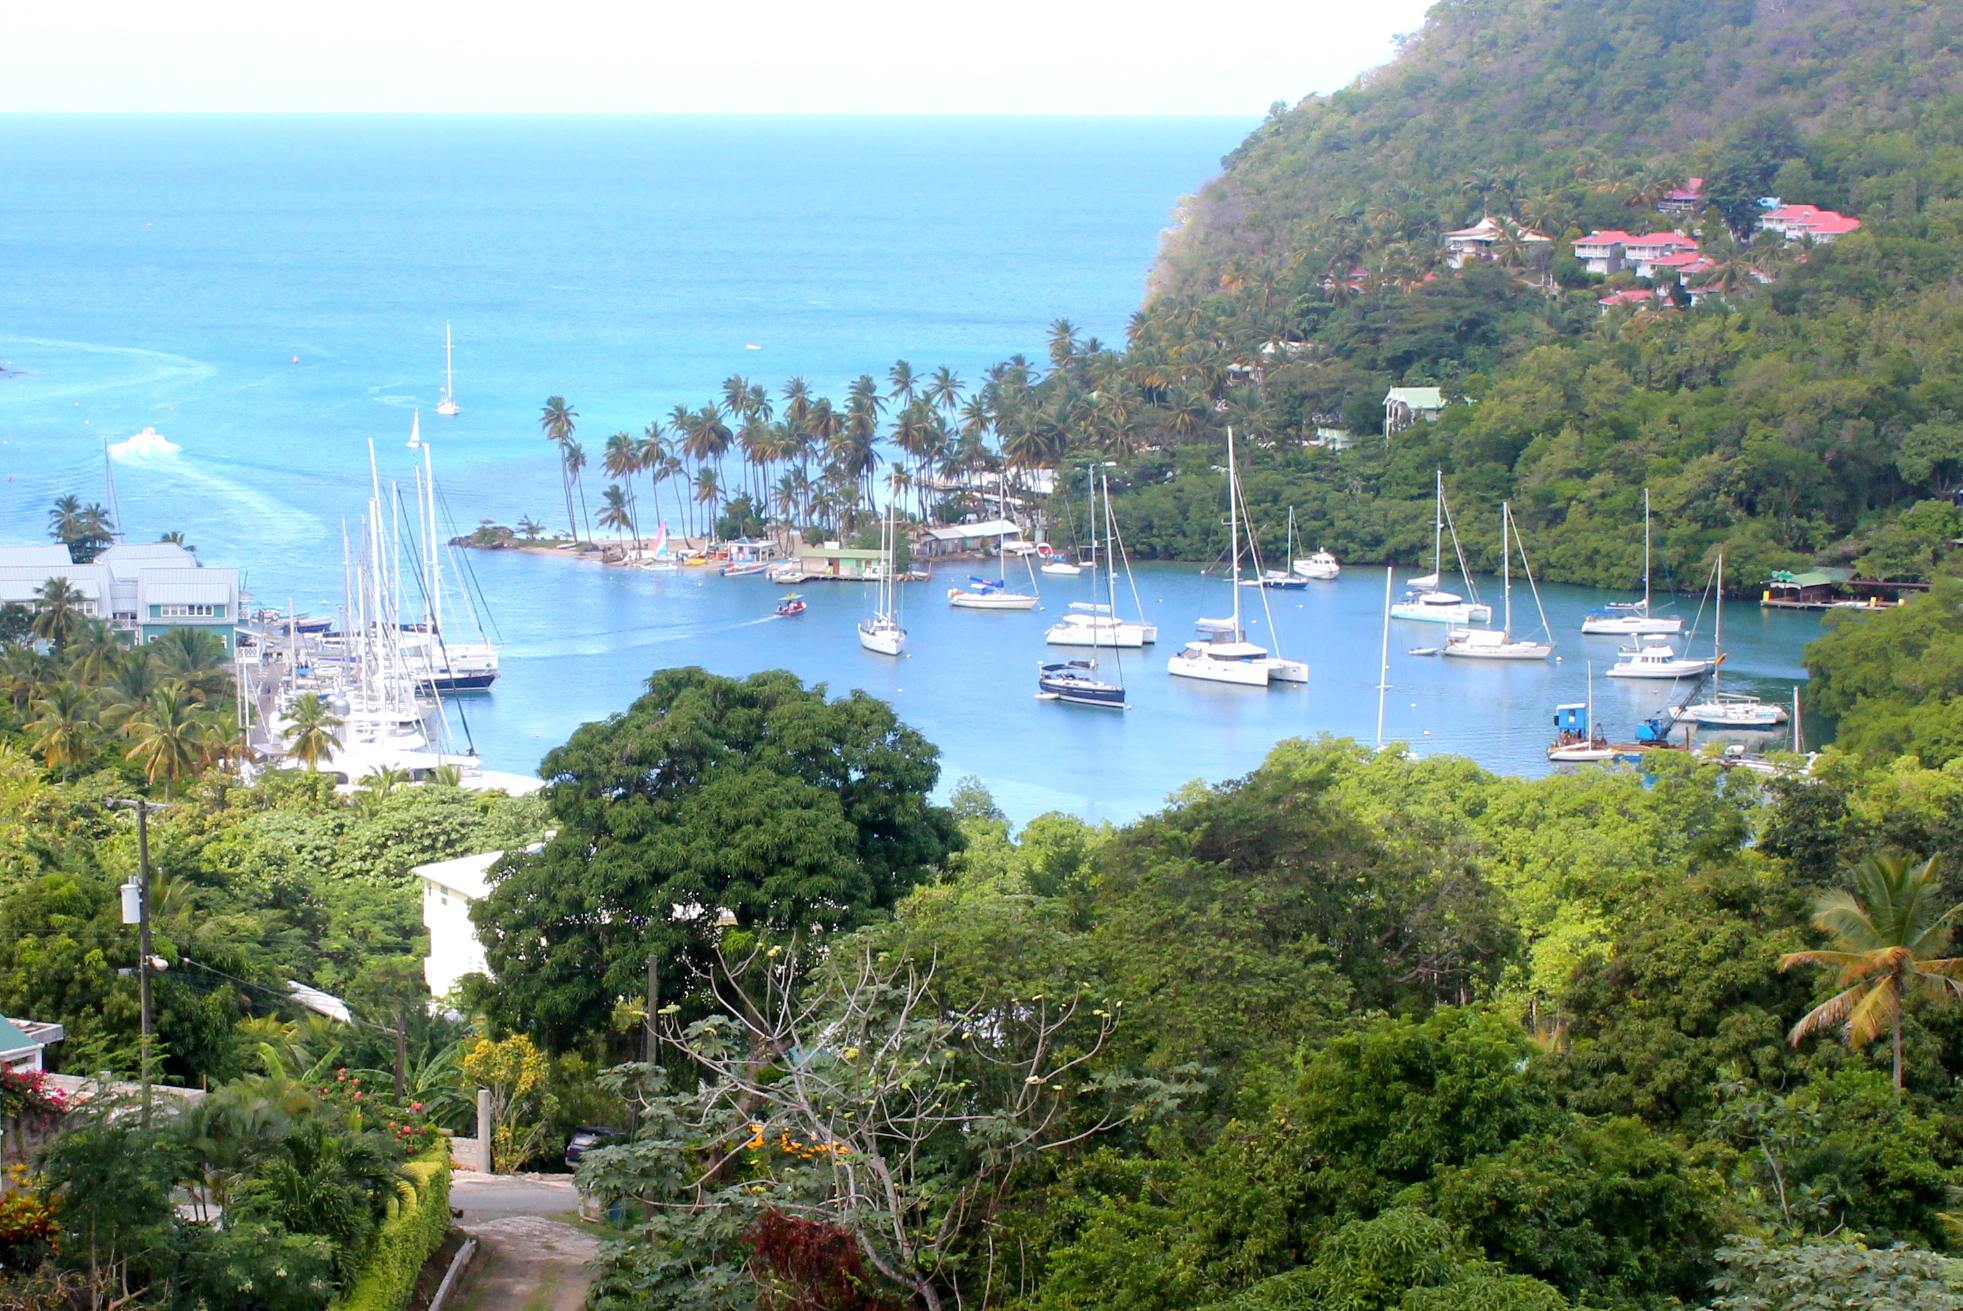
[1384,387,1446,434]
[1442,216,1552,269]
[0,541,246,652]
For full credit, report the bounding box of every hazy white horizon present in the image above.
[4,0,1432,116]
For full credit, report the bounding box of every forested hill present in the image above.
[1079,0,1963,589]
[1153,0,1963,299]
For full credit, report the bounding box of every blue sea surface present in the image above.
[0,115,1826,822]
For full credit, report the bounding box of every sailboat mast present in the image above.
[1432,469,1444,579]
[424,439,441,636]
[1228,429,1243,631]
[1502,503,1513,633]
[1642,487,1652,615]
[1376,567,1392,748]
[444,324,454,403]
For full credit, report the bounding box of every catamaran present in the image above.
[1168,429,1309,686]
[1582,489,1680,634]
[1047,471,1156,647]
[1391,471,1493,625]
[436,324,460,417]
[1443,503,1555,660]
[1669,554,1789,727]
[949,472,1039,610]
[859,496,907,656]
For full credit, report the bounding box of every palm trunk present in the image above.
[1895,1002,1905,1089]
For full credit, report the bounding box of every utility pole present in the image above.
[644,953,659,1065]
[394,1008,408,1103]
[111,798,168,1124]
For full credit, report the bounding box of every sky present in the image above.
[3,0,1434,115]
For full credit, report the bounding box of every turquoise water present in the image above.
[0,115,1827,821]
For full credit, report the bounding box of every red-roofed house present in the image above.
[1658,177,1704,216]
[1759,203,1863,243]
[1442,216,1552,269]
[1633,247,1705,279]
[1597,288,1658,312]
[1623,232,1696,272]
[1573,231,1633,274]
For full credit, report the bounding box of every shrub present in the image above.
[330,1142,451,1311]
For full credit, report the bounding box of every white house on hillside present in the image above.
[416,850,505,999]
[0,542,245,651]
[1384,387,1446,436]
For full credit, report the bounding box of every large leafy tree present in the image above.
[473,668,961,1050]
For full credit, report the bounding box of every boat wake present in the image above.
[108,428,326,552]
[503,614,778,659]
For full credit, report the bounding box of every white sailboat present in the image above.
[1246,508,1308,588]
[859,495,907,656]
[1443,503,1555,660]
[1582,488,1680,634]
[436,324,460,417]
[949,471,1039,610]
[1670,554,1788,726]
[1610,554,1717,679]
[1047,471,1156,647]
[1169,429,1308,686]
[402,422,501,692]
[1391,471,1493,624]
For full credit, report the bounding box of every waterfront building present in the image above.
[0,541,245,651]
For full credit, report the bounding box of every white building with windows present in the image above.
[0,542,245,651]
[1384,387,1447,436]
[416,850,502,999]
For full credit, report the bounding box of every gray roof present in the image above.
[924,518,1022,541]
[1385,387,1447,410]
[0,545,74,570]
[0,564,112,602]
[140,574,236,606]
[100,542,197,579]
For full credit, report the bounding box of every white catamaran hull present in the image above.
[1045,616,1155,647]
[1581,614,1682,635]
[1266,657,1310,682]
[1168,649,1271,686]
[948,589,1039,610]
[1671,702,1789,728]
[1391,600,1494,625]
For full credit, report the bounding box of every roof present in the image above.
[802,546,886,560]
[412,849,507,900]
[0,546,75,569]
[923,518,1022,541]
[1661,177,1705,201]
[1385,387,1446,410]
[1597,289,1657,306]
[1574,230,1634,246]
[0,563,112,602]
[140,579,234,606]
[1771,568,1854,588]
[0,1016,38,1056]
[99,542,196,566]
[1644,251,1706,268]
[1443,216,1550,243]
[1625,231,1695,247]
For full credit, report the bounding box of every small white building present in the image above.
[1384,387,1447,436]
[0,1016,64,1072]
[1571,230,1634,274]
[1441,216,1551,269]
[917,518,1024,559]
[415,850,506,999]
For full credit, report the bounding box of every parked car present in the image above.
[564,1126,627,1168]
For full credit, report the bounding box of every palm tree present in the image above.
[0,646,51,715]
[603,433,642,549]
[596,483,636,542]
[926,366,963,413]
[28,683,96,773]
[888,360,918,407]
[283,693,344,771]
[693,467,723,535]
[516,516,545,541]
[153,627,231,701]
[62,620,124,687]
[72,503,115,562]
[30,577,88,648]
[564,439,593,543]
[1047,319,1079,370]
[46,496,84,557]
[540,396,579,539]
[1781,852,1963,1088]
[124,682,210,796]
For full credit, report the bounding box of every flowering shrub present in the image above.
[0,1180,59,1271]
[313,1070,442,1154]
[0,1069,67,1120]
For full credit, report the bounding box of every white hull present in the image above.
[1046,617,1156,648]
[949,589,1038,610]
[1039,562,1083,576]
[1671,702,1789,728]
[1443,642,1554,660]
[436,399,459,416]
[1168,650,1271,686]
[1293,555,1341,579]
[1581,615,1681,635]
[1266,657,1310,682]
[1391,601,1493,625]
[1549,744,1620,762]
[1608,659,1713,679]
[858,622,906,656]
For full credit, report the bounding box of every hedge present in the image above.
[332,1142,453,1311]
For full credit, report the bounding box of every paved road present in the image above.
[447,1175,599,1311]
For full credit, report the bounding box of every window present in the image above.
[157,603,218,618]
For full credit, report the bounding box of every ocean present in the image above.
[0,115,1823,822]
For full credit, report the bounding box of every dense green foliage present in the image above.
[332,1144,451,1311]
[472,667,961,1051]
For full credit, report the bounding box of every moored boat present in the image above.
[1038,659,1126,708]
[1391,472,1493,625]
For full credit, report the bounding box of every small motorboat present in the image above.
[1293,549,1341,580]
[1407,646,1440,657]
[1038,659,1126,708]
[722,559,772,577]
[1240,569,1308,590]
[775,594,807,617]
[1040,560,1084,576]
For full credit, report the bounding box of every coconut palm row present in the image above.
[528,319,1289,544]
[0,580,241,795]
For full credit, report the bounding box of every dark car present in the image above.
[564,1126,627,1169]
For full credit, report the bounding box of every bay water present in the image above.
[0,115,1828,823]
